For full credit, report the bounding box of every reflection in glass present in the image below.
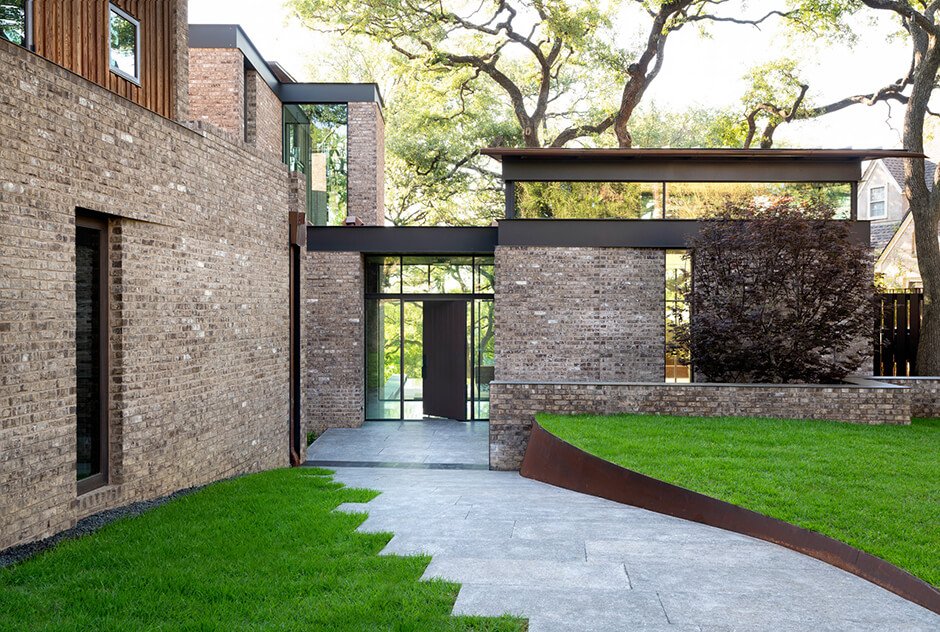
[365,256,494,420]
[516,182,664,219]
[473,299,495,419]
[403,301,424,419]
[365,299,401,420]
[76,226,102,480]
[0,0,27,47]
[109,6,138,81]
[402,256,474,294]
[475,258,495,293]
[665,182,851,219]
[281,104,348,226]
[665,250,692,383]
[366,256,402,294]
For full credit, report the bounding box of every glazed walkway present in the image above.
[307,422,939,631]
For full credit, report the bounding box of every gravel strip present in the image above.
[0,484,210,569]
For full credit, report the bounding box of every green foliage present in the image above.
[0,2,26,46]
[678,197,874,383]
[303,104,349,225]
[538,413,940,588]
[0,469,525,630]
[516,182,661,219]
[628,105,747,148]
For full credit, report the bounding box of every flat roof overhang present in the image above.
[307,220,870,253]
[188,24,384,108]
[480,148,925,182]
[307,226,498,254]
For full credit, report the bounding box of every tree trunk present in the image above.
[912,199,940,374]
[903,30,940,375]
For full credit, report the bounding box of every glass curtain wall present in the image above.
[365,256,495,421]
[665,250,692,383]
[282,104,348,226]
[514,182,852,219]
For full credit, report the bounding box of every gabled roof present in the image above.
[879,157,937,192]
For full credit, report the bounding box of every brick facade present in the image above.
[188,48,246,140]
[0,36,294,550]
[245,70,282,160]
[304,251,365,435]
[494,246,665,383]
[347,102,385,225]
[870,377,940,417]
[490,379,912,470]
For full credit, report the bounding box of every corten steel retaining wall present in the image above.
[0,35,298,550]
[489,379,911,470]
[521,421,940,616]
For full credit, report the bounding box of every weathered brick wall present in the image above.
[245,69,282,159]
[188,48,245,139]
[0,38,292,549]
[347,102,385,225]
[172,0,189,122]
[494,246,665,383]
[870,377,940,417]
[304,251,364,435]
[490,379,912,470]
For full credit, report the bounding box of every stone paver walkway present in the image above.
[309,422,939,631]
[306,420,488,468]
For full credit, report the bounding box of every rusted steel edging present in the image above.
[520,420,940,616]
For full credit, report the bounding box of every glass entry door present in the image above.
[364,256,494,421]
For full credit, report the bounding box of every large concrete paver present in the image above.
[330,466,939,631]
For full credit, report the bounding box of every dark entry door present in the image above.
[423,301,468,420]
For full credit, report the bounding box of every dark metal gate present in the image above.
[874,290,923,376]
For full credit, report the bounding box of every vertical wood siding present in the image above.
[33,0,176,119]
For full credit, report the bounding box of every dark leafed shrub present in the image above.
[675,198,875,384]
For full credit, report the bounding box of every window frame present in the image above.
[868,185,887,220]
[108,3,141,86]
[75,213,110,496]
[0,0,32,49]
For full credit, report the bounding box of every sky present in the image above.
[189,0,919,151]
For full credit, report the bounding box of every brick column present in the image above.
[304,251,365,435]
[346,101,385,225]
[188,48,246,139]
[171,0,189,122]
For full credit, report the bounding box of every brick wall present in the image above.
[172,0,189,122]
[869,377,940,417]
[245,70,282,160]
[495,246,665,383]
[304,251,364,435]
[0,38,294,549]
[188,48,245,139]
[347,102,385,225]
[490,379,912,470]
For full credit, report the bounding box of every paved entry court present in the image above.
[306,420,489,468]
[307,422,939,631]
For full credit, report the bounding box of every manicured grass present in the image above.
[0,469,525,631]
[538,413,940,588]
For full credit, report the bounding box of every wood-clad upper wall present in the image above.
[32,0,178,119]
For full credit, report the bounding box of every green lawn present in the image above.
[537,413,940,588]
[0,469,525,631]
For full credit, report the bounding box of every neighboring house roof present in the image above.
[879,157,937,192]
[877,212,913,272]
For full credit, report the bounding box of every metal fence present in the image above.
[874,290,923,376]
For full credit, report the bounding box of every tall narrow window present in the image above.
[0,0,31,48]
[76,216,108,494]
[665,250,692,383]
[109,4,140,84]
[869,185,887,219]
